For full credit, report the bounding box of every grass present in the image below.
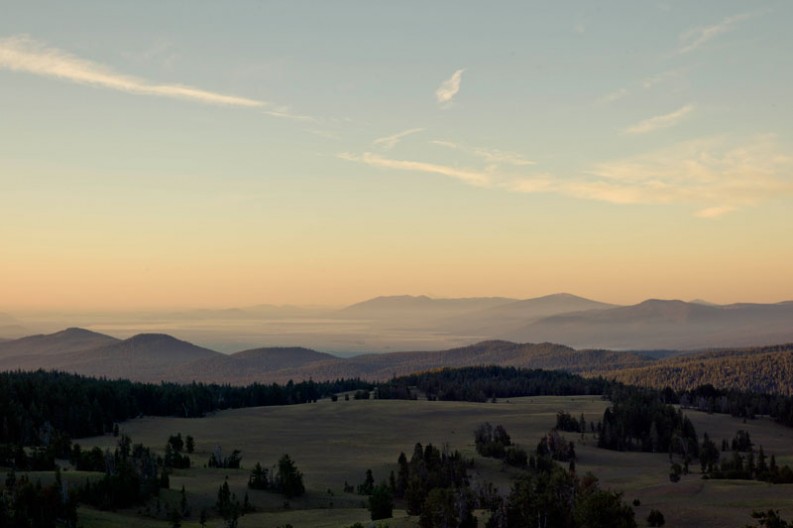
[66,395,793,527]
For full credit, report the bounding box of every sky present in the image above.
[1,1,792,311]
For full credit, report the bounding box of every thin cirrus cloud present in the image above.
[597,87,629,105]
[642,69,685,89]
[625,104,694,135]
[598,69,687,106]
[430,140,535,166]
[338,152,491,187]
[695,206,737,219]
[0,35,267,109]
[373,128,425,150]
[584,134,793,216]
[678,13,754,54]
[342,135,793,218]
[435,69,465,106]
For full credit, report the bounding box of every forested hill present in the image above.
[601,344,793,395]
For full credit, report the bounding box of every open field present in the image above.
[70,396,793,527]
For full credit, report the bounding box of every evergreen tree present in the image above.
[357,469,375,495]
[275,454,305,498]
[396,452,409,498]
[647,509,665,527]
[248,462,270,490]
[368,482,394,521]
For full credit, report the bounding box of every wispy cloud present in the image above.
[582,135,793,214]
[599,69,688,106]
[625,104,694,134]
[431,140,535,166]
[474,148,535,166]
[338,152,491,187]
[504,176,555,193]
[598,87,629,105]
[695,206,736,219]
[373,128,424,150]
[678,13,753,54]
[263,106,316,122]
[342,135,793,217]
[430,140,459,149]
[435,69,465,106]
[0,35,265,108]
[642,69,684,89]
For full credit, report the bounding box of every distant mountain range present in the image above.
[0,327,650,384]
[337,294,793,350]
[340,295,518,319]
[0,293,793,360]
[2,322,793,395]
[505,299,793,349]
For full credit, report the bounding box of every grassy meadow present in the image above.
[67,395,793,527]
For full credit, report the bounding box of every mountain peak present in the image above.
[54,327,113,339]
[129,332,177,340]
[690,299,720,306]
[341,295,517,317]
[125,333,190,346]
[95,333,221,364]
[534,292,597,302]
[623,299,715,318]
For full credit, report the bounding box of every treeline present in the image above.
[377,366,612,402]
[376,366,793,432]
[677,384,793,428]
[0,369,370,446]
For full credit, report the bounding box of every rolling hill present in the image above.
[171,346,342,384]
[600,343,793,395]
[55,333,223,381]
[0,330,222,382]
[0,327,119,370]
